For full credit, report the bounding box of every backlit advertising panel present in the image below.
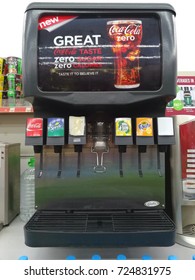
[38,15,161,92]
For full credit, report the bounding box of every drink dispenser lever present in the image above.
[46,118,65,178]
[74,145,82,177]
[156,117,175,176]
[118,146,126,177]
[38,148,44,178]
[91,121,109,173]
[138,145,146,177]
[156,145,162,177]
[136,118,154,177]
[68,116,86,177]
[56,146,63,177]
[115,118,133,177]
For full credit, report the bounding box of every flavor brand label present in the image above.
[26,118,43,137]
[47,118,64,137]
[115,118,132,136]
[136,118,153,136]
[69,116,85,136]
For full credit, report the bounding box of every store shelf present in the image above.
[0,101,33,113]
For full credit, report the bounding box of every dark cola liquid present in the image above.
[107,20,143,89]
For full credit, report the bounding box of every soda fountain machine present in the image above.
[22,3,177,247]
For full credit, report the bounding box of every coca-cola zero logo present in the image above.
[109,24,141,36]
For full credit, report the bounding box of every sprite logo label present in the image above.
[47,118,64,137]
[115,118,132,136]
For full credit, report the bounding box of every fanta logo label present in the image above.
[138,122,151,130]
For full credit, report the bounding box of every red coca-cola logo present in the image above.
[26,118,43,137]
[28,123,42,129]
[108,24,142,36]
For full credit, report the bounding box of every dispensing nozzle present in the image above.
[157,145,162,177]
[38,148,44,178]
[91,121,109,173]
[118,145,127,177]
[138,145,146,177]
[54,146,63,178]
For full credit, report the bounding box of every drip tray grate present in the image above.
[24,210,175,247]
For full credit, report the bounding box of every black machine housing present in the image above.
[22,2,177,247]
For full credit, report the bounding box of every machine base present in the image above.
[24,210,175,247]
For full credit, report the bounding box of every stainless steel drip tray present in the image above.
[24,210,175,247]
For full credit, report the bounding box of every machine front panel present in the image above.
[35,145,165,210]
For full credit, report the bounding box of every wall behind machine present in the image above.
[0,0,194,72]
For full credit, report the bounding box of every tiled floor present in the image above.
[0,216,195,260]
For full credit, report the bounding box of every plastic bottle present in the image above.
[20,157,35,222]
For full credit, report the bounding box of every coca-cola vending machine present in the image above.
[22,3,177,247]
